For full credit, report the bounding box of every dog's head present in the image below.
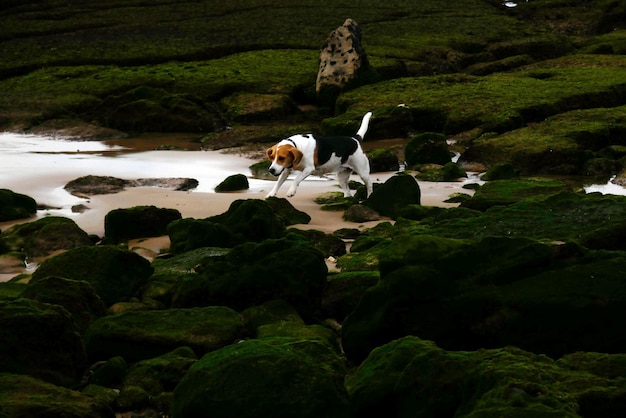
[266,143,303,176]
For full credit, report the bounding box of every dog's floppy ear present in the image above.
[291,148,304,168]
[266,145,277,160]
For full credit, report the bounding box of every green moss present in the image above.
[462,178,571,211]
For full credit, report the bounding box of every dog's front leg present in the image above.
[286,168,314,197]
[266,169,290,198]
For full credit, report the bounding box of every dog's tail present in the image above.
[354,112,373,141]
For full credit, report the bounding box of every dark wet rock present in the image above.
[342,203,381,222]
[116,347,197,414]
[364,174,421,219]
[342,234,626,363]
[87,356,128,388]
[480,161,518,180]
[214,173,249,192]
[31,246,153,306]
[220,92,299,122]
[265,196,311,225]
[1,216,92,257]
[20,276,107,334]
[347,336,626,418]
[0,189,37,222]
[316,18,378,106]
[0,373,114,418]
[414,162,467,182]
[104,205,182,243]
[100,86,224,133]
[85,306,242,363]
[405,132,451,167]
[0,298,87,386]
[367,148,400,172]
[460,178,571,211]
[241,299,305,331]
[287,228,346,258]
[172,237,327,321]
[249,159,274,180]
[172,338,350,418]
[322,270,379,321]
[168,199,286,253]
[64,175,198,196]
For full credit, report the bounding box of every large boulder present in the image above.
[172,237,327,320]
[214,173,249,192]
[171,338,350,418]
[104,205,182,243]
[0,298,87,386]
[20,276,107,334]
[316,18,377,105]
[347,336,626,418]
[404,132,451,167]
[0,373,114,418]
[167,199,287,253]
[0,189,37,222]
[364,174,421,219]
[85,306,243,363]
[31,246,154,306]
[1,216,92,257]
[342,234,626,363]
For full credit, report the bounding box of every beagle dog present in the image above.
[266,112,373,198]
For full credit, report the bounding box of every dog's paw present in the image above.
[265,192,276,199]
[287,189,297,197]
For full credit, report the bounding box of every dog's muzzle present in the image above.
[269,165,281,176]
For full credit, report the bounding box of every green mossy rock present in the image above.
[147,247,230,305]
[461,178,571,211]
[414,162,468,182]
[367,148,400,172]
[342,234,626,363]
[364,174,421,219]
[241,299,304,331]
[1,216,92,257]
[255,322,338,352]
[220,92,298,122]
[405,132,451,166]
[167,218,235,253]
[0,298,86,387]
[0,281,27,301]
[0,189,36,222]
[287,229,346,258]
[171,338,349,418]
[214,173,249,192]
[117,347,197,414]
[322,271,380,321]
[0,373,114,418]
[20,276,107,334]
[348,336,626,418]
[172,237,327,321]
[480,161,518,181]
[104,205,182,243]
[89,356,128,388]
[31,246,153,306]
[85,306,243,363]
[265,196,311,225]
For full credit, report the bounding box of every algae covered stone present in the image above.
[172,338,350,418]
[0,189,37,222]
[104,205,182,243]
[364,174,421,219]
[214,173,249,192]
[85,306,243,363]
[31,245,153,306]
[0,298,86,387]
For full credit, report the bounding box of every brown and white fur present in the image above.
[266,112,373,198]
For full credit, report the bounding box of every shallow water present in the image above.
[0,132,268,212]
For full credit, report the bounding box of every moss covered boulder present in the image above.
[0,373,114,418]
[172,237,327,320]
[265,196,311,225]
[364,174,421,219]
[31,246,153,306]
[0,189,37,222]
[0,298,86,386]
[347,336,626,418]
[85,306,243,363]
[404,132,451,167]
[171,338,349,418]
[20,276,107,334]
[342,234,626,363]
[104,205,182,243]
[1,216,92,257]
[214,173,249,192]
[167,199,287,253]
[367,148,400,172]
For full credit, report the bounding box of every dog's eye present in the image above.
[278,156,285,161]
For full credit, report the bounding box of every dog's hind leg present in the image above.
[337,169,352,197]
